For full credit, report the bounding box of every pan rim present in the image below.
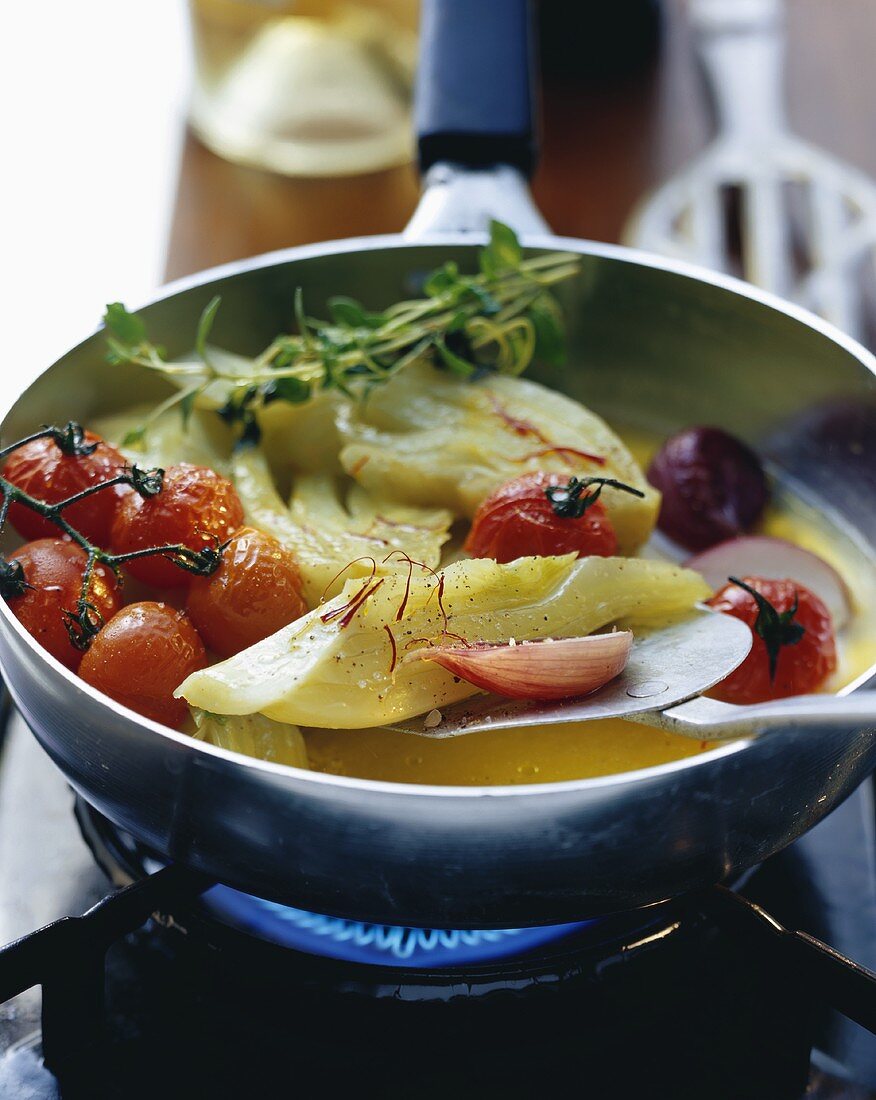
[3,231,874,801]
[2,228,874,425]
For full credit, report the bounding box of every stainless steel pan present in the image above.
[1,0,875,931]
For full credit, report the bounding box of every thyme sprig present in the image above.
[545,476,645,519]
[728,576,806,681]
[0,424,226,649]
[104,221,580,446]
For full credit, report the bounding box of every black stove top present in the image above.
[1,706,875,1099]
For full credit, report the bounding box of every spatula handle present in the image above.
[690,0,786,140]
[659,690,876,740]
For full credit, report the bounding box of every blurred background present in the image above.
[5,0,875,382]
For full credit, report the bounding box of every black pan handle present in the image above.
[704,885,876,1034]
[416,0,537,176]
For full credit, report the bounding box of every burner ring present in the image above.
[73,795,686,980]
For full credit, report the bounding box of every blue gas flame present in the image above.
[201,884,593,968]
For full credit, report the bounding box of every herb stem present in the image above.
[124,382,206,447]
[104,224,580,447]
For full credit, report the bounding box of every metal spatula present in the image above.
[388,607,876,742]
[625,0,876,342]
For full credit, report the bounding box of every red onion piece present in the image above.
[687,535,851,629]
[647,427,768,551]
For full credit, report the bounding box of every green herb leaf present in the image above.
[328,297,386,330]
[424,262,460,298]
[196,295,222,364]
[121,425,147,448]
[465,283,502,315]
[103,303,167,368]
[294,287,310,346]
[180,389,198,427]
[103,302,147,349]
[530,293,566,366]
[480,220,523,278]
[261,376,312,405]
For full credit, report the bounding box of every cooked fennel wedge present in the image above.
[337,363,660,553]
[232,446,452,604]
[177,555,710,729]
[191,709,308,767]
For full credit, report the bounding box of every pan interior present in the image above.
[3,238,876,791]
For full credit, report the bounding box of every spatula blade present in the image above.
[387,608,753,739]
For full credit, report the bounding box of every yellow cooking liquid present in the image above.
[303,427,876,787]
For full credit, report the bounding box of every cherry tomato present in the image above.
[186,527,308,658]
[464,472,621,562]
[78,601,207,728]
[3,430,127,544]
[110,464,244,588]
[707,575,836,704]
[647,427,768,551]
[4,539,122,670]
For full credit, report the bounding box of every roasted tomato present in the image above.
[707,575,837,704]
[4,539,122,670]
[3,429,127,544]
[647,427,768,551]
[464,473,643,562]
[110,464,244,588]
[186,527,308,657]
[79,602,207,728]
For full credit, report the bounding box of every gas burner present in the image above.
[2,728,874,1098]
[4,815,825,1100]
[74,796,679,982]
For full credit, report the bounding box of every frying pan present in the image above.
[1,0,875,934]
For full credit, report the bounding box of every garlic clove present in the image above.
[410,631,633,701]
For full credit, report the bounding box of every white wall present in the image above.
[2,1,189,389]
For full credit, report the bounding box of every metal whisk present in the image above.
[625,0,876,343]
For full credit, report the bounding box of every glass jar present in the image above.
[187,0,418,177]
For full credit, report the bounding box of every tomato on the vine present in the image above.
[4,430,127,544]
[78,601,207,728]
[110,464,244,587]
[5,539,122,670]
[464,473,642,562]
[186,527,308,657]
[707,575,837,704]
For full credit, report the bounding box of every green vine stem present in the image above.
[0,422,225,649]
